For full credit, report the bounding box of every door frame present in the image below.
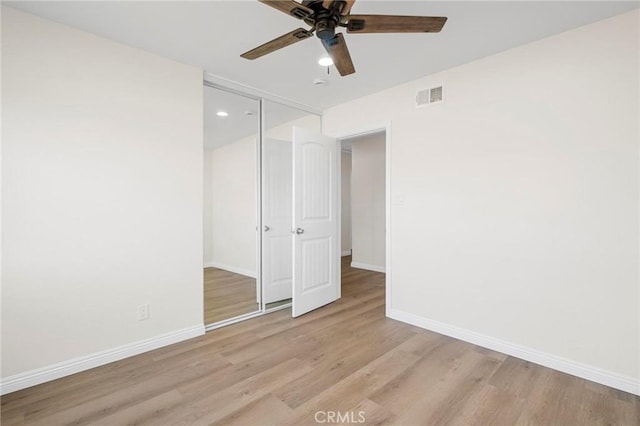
[334,121,392,315]
[203,78,322,331]
[203,81,264,330]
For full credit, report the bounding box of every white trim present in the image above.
[384,123,392,316]
[205,310,263,331]
[0,325,204,395]
[203,72,321,116]
[256,97,263,306]
[388,309,640,396]
[336,140,342,300]
[351,262,386,273]
[264,302,292,314]
[341,250,352,256]
[204,302,291,332]
[204,261,257,279]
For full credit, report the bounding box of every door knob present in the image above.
[264,225,270,232]
[295,227,304,235]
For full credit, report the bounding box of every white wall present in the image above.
[341,150,352,255]
[205,137,257,277]
[203,149,214,266]
[265,113,321,141]
[350,133,386,270]
[324,10,639,393]
[1,7,204,387]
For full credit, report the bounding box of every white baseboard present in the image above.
[0,324,205,395]
[342,250,352,257]
[204,261,257,278]
[351,261,386,273]
[388,309,640,396]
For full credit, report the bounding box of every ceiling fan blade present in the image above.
[322,0,356,15]
[321,33,355,76]
[241,28,313,60]
[259,0,314,20]
[347,15,447,33]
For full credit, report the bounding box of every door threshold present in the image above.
[204,310,263,331]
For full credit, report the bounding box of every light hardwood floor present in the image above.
[2,257,638,425]
[204,267,258,325]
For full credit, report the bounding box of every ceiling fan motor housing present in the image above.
[314,9,340,40]
[299,0,346,40]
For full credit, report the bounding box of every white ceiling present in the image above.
[203,84,315,148]
[6,1,638,111]
[203,85,259,149]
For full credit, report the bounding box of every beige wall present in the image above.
[350,134,386,270]
[323,10,639,392]
[204,137,257,276]
[203,150,214,267]
[341,150,352,255]
[1,7,204,387]
[265,113,321,141]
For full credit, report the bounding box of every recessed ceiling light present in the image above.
[216,111,228,117]
[318,57,333,67]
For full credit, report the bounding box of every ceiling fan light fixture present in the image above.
[216,111,229,117]
[243,0,448,77]
[318,56,334,66]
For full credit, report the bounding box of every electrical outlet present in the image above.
[137,304,150,321]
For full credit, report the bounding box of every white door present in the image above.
[292,127,340,317]
[262,138,293,304]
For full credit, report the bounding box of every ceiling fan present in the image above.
[241,0,447,76]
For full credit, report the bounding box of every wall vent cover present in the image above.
[430,86,443,103]
[416,85,444,107]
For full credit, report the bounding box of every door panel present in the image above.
[301,237,331,291]
[292,127,340,317]
[262,138,293,304]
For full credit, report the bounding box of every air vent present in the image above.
[430,86,443,103]
[416,89,430,106]
[416,85,444,107]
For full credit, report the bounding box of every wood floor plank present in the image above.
[368,338,472,412]
[35,354,228,425]
[210,394,293,426]
[91,389,184,426]
[515,368,591,425]
[575,386,640,425]
[447,384,527,426]
[137,358,313,425]
[393,350,503,425]
[2,256,639,425]
[281,333,439,425]
[253,287,384,340]
[272,320,417,409]
[204,267,258,324]
[3,344,231,422]
[344,399,397,426]
[22,354,230,425]
[488,356,547,399]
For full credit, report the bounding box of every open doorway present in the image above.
[341,131,387,276]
